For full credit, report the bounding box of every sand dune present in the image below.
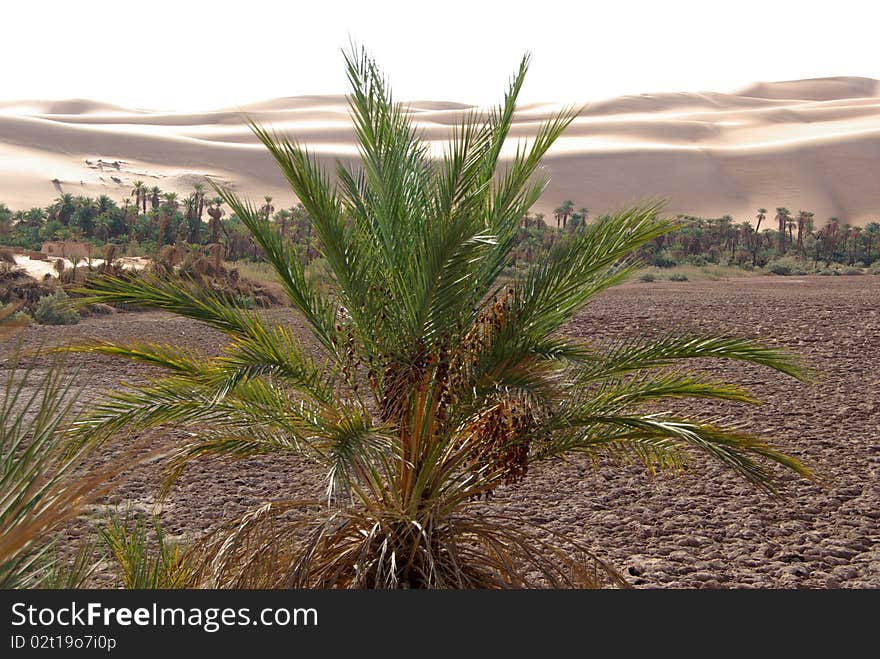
[1,77,878,224]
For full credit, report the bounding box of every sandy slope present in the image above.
[1,77,879,224]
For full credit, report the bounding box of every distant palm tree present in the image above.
[559,200,574,229]
[150,186,162,211]
[157,194,178,255]
[96,194,114,215]
[260,195,275,221]
[72,48,811,588]
[53,193,76,226]
[795,211,812,257]
[132,181,147,215]
[21,208,45,229]
[274,208,292,239]
[184,196,197,224]
[193,182,206,221]
[827,217,841,264]
[863,222,879,263]
[848,226,861,264]
[162,192,179,213]
[291,203,313,259]
[755,208,766,232]
[751,208,767,267]
[774,208,790,254]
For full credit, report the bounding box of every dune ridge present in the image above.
[1,76,878,224]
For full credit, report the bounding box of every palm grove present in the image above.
[2,49,820,588]
[1,183,878,278]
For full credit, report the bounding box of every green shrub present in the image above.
[639,272,656,282]
[648,250,676,268]
[684,255,709,267]
[754,249,774,268]
[34,289,80,325]
[668,272,689,282]
[765,257,806,276]
[1,305,32,332]
[12,311,32,327]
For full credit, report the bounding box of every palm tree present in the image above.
[184,195,197,222]
[751,209,766,265]
[848,226,861,264]
[557,200,574,229]
[820,217,841,265]
[53,193,76,227]
[260,195,275,221]
[182,196,198,243]
[22,208,45,231]
[72,196,97,239]
[72,49,811,588]
[291,203,313,260]
[274,208,292,239]
[795,211,808,258]
[774,208,790,254]
[193,182,206,222]
[132,181,147,215]
[162,192,179,212]
[863,222,879,264]
[120,199,137,241]
[157,194,178,255]
[150,186,162,211]
[720,217,737,260]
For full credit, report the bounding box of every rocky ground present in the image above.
[3,275,878,588]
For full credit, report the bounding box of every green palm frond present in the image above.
[78,273,265,336]
[213,323,335,402]
[510,203,675,337]
[582,334,809,381]
[570,371,760,412]
[543,414,812,493]
[211,183,340,353]
[49,341,207,374]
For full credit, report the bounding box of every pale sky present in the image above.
[2,0,878,110]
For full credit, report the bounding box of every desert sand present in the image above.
[1,76,879,224]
